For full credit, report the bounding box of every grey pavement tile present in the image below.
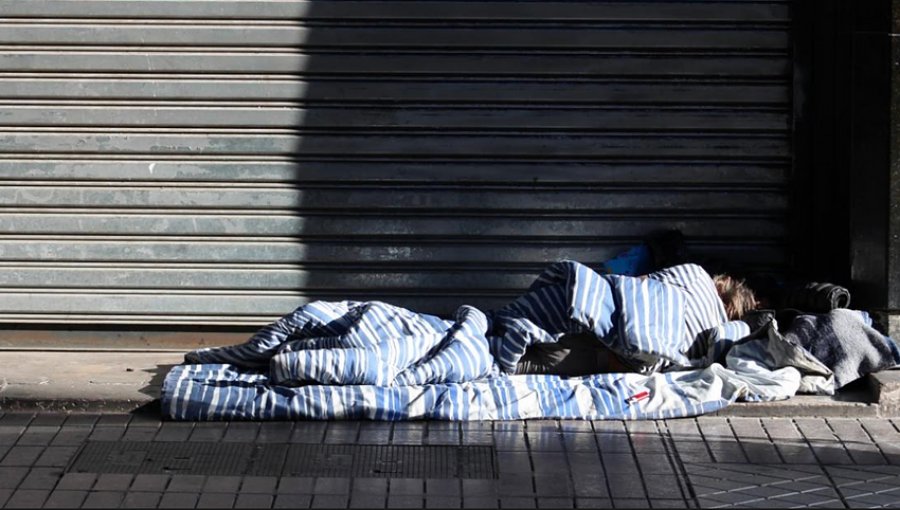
[4,489,49,508]
[196,492,235,509]
[0,427,25,447]
[728,418,781,464]
[807,439,855,465]
[204,475,241,493]
[795,418,837,441]
[769,479,835,494]
[274,494,312,509]
[0,446,43,466]
[840,481,900,496]
[426,479,461,497]
[167,475,206,493]
[426,496,462,508]
[498,474,535,496]
[497,452,533,474]
[16,426,60,446]
[593,429,632,455]
[495,423,526,433]
[574,498,612,509]
[277,476,314,494]
[561,422,593,434]
[158,491,200,509]
[531,452,568,474]
[461,432,493,446]
[257,422,293,444]
[223,422,260,443]
[760,420,818,464]
[96,415,131,427]
[695,490,762,506]
[564,433,600,454]
[291,422,327,444]
[604,473,646,500]
[240,476,277,494]
[389,478,425,495]
[528,421,560,433]
[499,497,537,509]
[846,447,890,466]
[462,479,497,498]
[83,490,126,509]
[537,497,574,508]
[644,476,684,500]
[314,477,351,495]
[353,477,387,495]
[93,473,134,492]
[495,431,529,452]
[0,491,9,508]
[845,492,900,506]
[827,465,900,482]
[34,446,78,468]
[188,422,226,442]
[351,493,386,508]
[50,427,92,446]
[775,489,844,507]
[0,415,34,427]
[649,500,687,508]
[571,472,608,499]
[121,491,164,509]
[568,452,604,473]
[357,422,393,445]
[55,472,97,491]
[601,454,640,476]
[533,474,573,498]
[132,474,171,492]
[463,497,499,508]
[611,498,651,508]
[29,415,66,427]
[43,489,88,509]
[671,444,713,464]
[61,415,99,427]
[387,495,424,508]
[87,425,126,442]
[426,422,461,446]
[626,422,668,455]
[121,424,159,442]
[527,432,565,452]
[154,422,194,442]
[695,419,746,464]
[635,454,677,475]
[235,493,274,508]
[323,422,359,444]
[734,485,796,499]
[311,494,348,508]
[391,423,425,446]
[19,467,63,490]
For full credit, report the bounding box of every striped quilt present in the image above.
[162,261,821,421]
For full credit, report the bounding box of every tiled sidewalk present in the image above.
[0,411,899,508]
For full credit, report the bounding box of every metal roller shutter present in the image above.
[0,1,793,328]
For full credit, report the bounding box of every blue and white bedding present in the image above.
[161,261,852,421]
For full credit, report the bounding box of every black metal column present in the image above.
[845,0,900,332]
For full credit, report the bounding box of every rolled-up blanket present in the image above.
[780,282,851,313]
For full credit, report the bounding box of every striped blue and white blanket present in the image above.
[162,261,832,421]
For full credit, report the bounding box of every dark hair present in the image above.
[712,274,757,320]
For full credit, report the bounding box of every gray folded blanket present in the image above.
[782,309,900,389]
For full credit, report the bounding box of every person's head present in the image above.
[712,274,757,320]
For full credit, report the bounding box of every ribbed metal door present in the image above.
[0,1,792,326]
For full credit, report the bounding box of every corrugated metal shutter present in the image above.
[0,0,792,327]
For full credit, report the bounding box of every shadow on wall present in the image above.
[281,1,794,318]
